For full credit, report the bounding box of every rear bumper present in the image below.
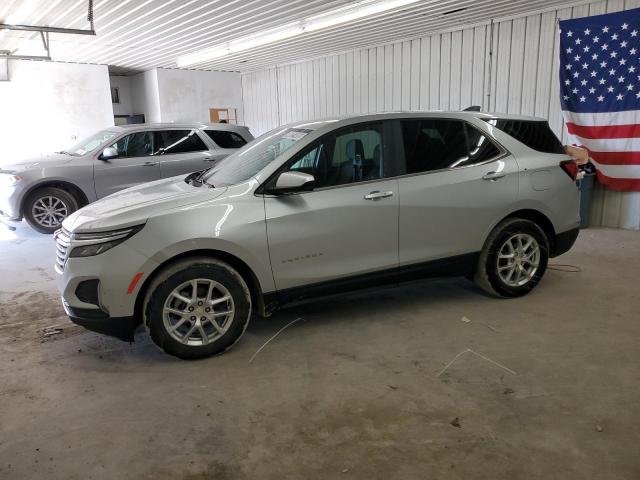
[63,301,137,342]
[551,227,579,257]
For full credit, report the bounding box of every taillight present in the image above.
[560,160,579,180]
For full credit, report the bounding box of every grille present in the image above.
[54,227,71,272]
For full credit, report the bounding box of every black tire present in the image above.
[23,187,78,234]
[474,218,549,298]
[144,257,252,360]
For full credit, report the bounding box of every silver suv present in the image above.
[0,123,253,233]
[54,112,580,359]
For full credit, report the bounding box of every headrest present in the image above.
[346,139,365,161]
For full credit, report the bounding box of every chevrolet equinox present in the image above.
[54,112,580,359]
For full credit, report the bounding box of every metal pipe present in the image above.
[0,24,95,35]
[0,54,52,61]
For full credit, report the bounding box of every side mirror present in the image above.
[100,146,118,161]
[270,171,315,194]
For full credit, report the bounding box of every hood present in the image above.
[0,153,74,172]
[63,175,228,232]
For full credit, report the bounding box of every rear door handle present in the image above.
[364,190,394,200]
[482,171,505,181]
[204,157,217,162]
[143,161,158,167]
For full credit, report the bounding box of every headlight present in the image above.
[69,224,144,258]
[0,173,21,187]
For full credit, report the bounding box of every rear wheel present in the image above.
[145,258,252,359]
[23,187,78,234]
[474,218,549,297]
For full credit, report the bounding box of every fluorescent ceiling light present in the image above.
[176,0,420,67]
[177,23,303,66]
[304,0,420,32]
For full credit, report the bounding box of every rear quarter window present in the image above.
[204,130,248,149]
[487,120,564,154]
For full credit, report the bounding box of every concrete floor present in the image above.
[0,221,639,480]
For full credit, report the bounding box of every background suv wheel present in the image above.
[144,257,252,359]
[23,187,78,234]
[474,218,549,298]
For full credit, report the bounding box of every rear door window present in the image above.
[487,119,564,154]
[400,119,501,174]
[204,130,247,149]
[154,130,208,154]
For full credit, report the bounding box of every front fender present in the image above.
[15,174,95,217]
[125,195,275,300]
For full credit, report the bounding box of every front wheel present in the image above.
[24,187,78,234]
[145,258,252,359]
[474,218,549,297]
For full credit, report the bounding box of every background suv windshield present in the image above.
[203,127,312,186]
[66,129,118,156]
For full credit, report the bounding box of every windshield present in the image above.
[202,127,313,186]
[65,129,119,156]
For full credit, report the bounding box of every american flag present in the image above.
[559,8,640,191]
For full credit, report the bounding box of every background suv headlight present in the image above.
[69,224,145,258]
[0,173,21,188]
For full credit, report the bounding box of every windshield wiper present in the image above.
[201,176,215,188]
[185,170,214,188]
[195,168,215,188]
[185,171,202,186]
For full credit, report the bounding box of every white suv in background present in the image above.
[54,111,580,359]
[0,123,253,233]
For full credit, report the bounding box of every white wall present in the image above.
[127,68,243,125]
[0,60,113,165]
[130,69,161,123]
[109,75,133,116]
[241,0,640,230]
[155,68,243,124]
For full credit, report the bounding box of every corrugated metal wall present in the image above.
[241,0,640,229]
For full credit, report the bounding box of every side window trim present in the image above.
[393,118,509,179]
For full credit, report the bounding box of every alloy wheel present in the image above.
[162,278,235,346]
[31,196,69,229]
[496,233,540,287]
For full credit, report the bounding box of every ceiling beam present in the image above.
[0,23,95,35]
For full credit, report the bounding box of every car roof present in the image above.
[112,122,249,131]
[282,110,546,131]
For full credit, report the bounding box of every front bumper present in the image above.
[63,301,137,342]
[55,232,159,328]
[0,185,21,220]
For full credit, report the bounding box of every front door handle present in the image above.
[482,171,506,181]
[204,157,217,162]
[143,161,158,167]
[364,190,394,200]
